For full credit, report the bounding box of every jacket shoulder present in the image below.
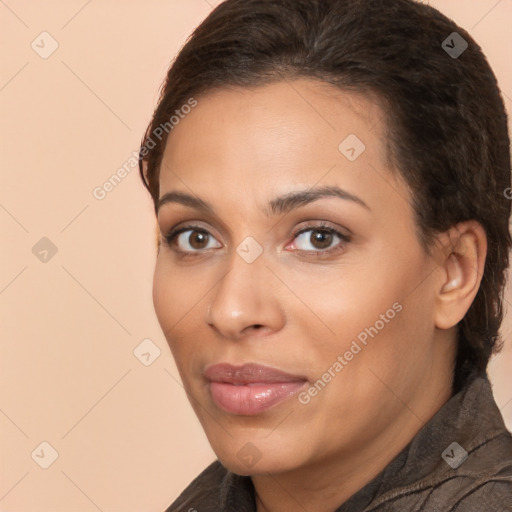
[434,430,512,512]
[164,460,228,512]
[449,477,512,511]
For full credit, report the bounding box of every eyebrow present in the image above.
[157,185,370,216]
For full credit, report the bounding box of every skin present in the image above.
[151,79,487,512]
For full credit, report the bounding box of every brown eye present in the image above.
[188,231,209,249]
[310,230,333,250]
[292,225,350,254]
[164,226,222,254]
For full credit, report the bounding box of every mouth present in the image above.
[204,362,308,415]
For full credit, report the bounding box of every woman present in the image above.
[138,0,512,510]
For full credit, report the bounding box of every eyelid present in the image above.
[290,220,351,240]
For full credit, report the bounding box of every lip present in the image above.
[204,363,308,415]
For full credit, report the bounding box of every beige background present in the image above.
[0,1,511,510]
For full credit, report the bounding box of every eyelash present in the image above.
[161,221,351,258]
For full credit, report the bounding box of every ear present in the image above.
[433,220,487,329]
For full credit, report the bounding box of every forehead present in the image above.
[159,79,408,216]
[163,79,385,167]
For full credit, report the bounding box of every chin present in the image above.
[206,429,308,476]
[217,450,297,477]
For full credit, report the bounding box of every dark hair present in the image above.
[139,0,511,392]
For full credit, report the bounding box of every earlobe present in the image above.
[434,221,487,330]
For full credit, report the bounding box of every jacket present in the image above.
[165,373,512,511]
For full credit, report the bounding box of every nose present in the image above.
[205,251,286,341]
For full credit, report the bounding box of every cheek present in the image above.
[152,258,198,326]
[304,249,434,365]
[152,259,207,370]
[152,261,170,329]
[152,260,189,353]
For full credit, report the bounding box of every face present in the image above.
[153,79,443,476]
